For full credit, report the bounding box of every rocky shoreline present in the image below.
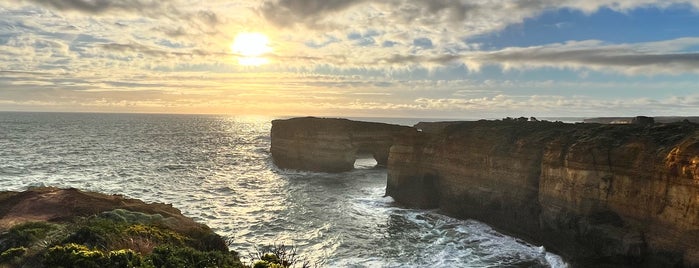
[271,117,699,267]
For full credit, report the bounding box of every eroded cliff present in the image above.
[387,120,699,267]
[271,117,412,172]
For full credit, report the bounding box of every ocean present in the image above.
[0,112,567,267]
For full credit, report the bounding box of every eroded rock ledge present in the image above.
[271,117,413,172]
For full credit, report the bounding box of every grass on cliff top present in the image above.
[0,209,314,268]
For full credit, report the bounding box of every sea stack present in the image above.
[270,117,413,172]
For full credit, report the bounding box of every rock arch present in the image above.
[270,117,413,172]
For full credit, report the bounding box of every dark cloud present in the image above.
[99,43,227,58]
[259,0,497,28]
[24,0,222,36]
[26,0,161,14]
[196,10,219,26]
[482,47,699,69]
[374,54,461,65]
[412,0,481,23]
[100,43,169,57]
[365,42,699,73]
[259,0,368,27]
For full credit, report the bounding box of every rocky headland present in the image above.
[271,117,699,267]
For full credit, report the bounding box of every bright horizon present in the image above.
[1,1,699,118]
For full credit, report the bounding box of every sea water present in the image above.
[0,112,566,267]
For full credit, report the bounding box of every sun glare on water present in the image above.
[231,32,272,66]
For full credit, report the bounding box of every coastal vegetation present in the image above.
[0,209,243,267]
[0,188,311,268]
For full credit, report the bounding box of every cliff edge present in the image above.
[387,120,699,267]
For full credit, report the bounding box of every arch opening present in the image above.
[353,149,378,169]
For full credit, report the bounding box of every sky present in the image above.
[1,0,699,119]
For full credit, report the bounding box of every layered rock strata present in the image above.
[387,120,699,267]
[269,117,699,266]
[271,117,412,172]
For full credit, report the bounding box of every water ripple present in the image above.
[0,112,566,267]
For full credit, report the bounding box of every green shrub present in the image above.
[62,217,126,249]
[2,210,246,267]
[149,245,243,268]
[125,224,186,246]
[0,221,59,251]
[44,243,105,268]
[0,247,27,263]
[106,249,148,268]
[248,244,311,268]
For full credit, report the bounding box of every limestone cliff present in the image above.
[387,120,699,267]
[271,117,412,172]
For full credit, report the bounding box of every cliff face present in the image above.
[271,117,413,172]
[387,120,699,267]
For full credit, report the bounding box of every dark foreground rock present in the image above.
[387,120,699,267]
[0,187,242,267]
[271,117,413,172]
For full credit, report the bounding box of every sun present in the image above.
[231,32,272,66]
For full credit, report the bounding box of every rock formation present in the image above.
[270,117,699,266]
[387,120,699,267]
[271,117,413,172]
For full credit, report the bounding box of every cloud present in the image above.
[24,0,162,14]
[260,0,699,31]
[344,38,699,75]
[473,39,699,74]
[259,0,368,27]
[410,93,699,117]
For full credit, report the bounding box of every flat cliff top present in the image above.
[436,120,698,146]
[0,187,202,232]
[272,117,412,133]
